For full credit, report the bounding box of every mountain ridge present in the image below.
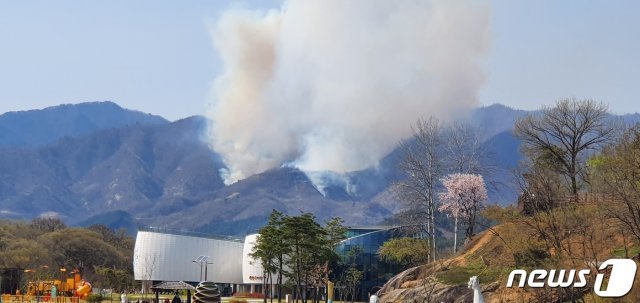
[0,101,168,148]
[2,101,637,235]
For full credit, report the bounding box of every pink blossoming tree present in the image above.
[438,173,488,252]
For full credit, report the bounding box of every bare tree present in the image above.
[515,160,566,215]
[514,98,614,199]
[30,217,66,233]
[397,118,498,259]
[415,274,439,303]
[514,160,568,255]
[444,122,486,175]
[445,121,501,188]
[396,117,445,262]
[595,124,640,244]
[135,253,157,297]
[443,122,497,250]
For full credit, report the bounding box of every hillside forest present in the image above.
[376,98,640,302]
[0,218,136,294]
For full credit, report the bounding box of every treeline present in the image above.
[0,217,135,293]
[251,210,364,303]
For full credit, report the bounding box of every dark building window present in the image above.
[335,227,405,301]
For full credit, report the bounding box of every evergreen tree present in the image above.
[251,210,287,303]
[252,211,347,303]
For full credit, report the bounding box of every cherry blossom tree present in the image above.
[438,173,488,252]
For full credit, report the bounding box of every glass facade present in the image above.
[335,227,404,301]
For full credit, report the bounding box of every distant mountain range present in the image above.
[0,101,167,148]
[0,102,636,235]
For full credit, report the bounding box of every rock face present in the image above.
[376,265,500,303]
[193,281,221,303]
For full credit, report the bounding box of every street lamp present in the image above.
[192,256,212,281]
[203,261,214,281]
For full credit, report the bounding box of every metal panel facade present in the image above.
[133,231,244,283]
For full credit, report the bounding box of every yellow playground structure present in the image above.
[1,270,91,303]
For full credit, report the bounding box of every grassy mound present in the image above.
[379,204,640,302]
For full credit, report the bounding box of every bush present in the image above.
[231,292,264,298]
[513,248,550,269]
[85,294,106,303]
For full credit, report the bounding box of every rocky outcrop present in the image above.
[376,265,501,303]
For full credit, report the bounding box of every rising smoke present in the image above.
[206,0,491,187]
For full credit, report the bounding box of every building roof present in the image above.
[346,226,399,230]
[151,281,196,290]
[139,226,243,243]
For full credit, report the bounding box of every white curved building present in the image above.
[241,234,265,284]
[133,226,403,298]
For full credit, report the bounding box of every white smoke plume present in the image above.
[207,0,491,185]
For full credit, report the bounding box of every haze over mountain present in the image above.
[0,101,167,148]
[0,102,635,235]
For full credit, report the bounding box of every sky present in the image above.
[0,0,639,121]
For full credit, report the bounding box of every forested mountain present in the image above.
[1,102,637,235]
[0,101,167,148]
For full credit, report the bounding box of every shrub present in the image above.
[231,292,264,298]
[513,248,550,269]
[85,294,105,303]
